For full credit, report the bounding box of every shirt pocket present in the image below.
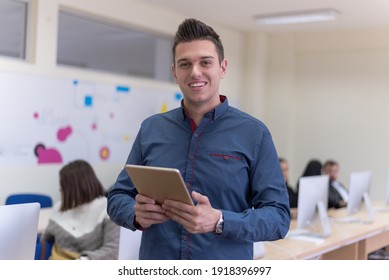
[207,151,248,172]
[206,151,249,206]
[209,152,243,162]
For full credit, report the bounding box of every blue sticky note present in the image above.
[116,85,130,93]
[85,95,93,107]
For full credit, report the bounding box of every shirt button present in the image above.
[183,236,188,241]
[188,155,194,160]
[194,132,198,138]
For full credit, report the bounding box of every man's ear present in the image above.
[220,59,227,78]
[172,64,178,83]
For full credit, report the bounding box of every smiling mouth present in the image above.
[189,82,207,88]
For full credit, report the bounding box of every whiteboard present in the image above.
[0,71,182,166]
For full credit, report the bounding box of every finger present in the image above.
[136,215,169,228]
[163,199,193,213]
[191,191,210,205]
[135,193,156,204]
[165,209,207,234]
[165,210,191,228]
[164,205,192,221]
[136,211,169,223]
[135,208,169,228]
[135,201,166,215]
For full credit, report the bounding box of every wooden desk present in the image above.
[259,202,389,260]
[261,219,346,260]
[327,202,389,259]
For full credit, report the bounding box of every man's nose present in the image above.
[190,64,201,78]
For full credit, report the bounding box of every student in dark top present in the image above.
[296,159,322,193]
[323,160,348,209]
[279,158,298,208]
[279,158,298,219]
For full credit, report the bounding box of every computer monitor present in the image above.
[346,171,374,222]
[289,175,331,239]
[372,169,389,212]
[0,202,40,260]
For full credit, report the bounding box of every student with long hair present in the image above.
[42,159,119,260]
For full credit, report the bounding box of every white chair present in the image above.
[253,241,265,259]
[117,226,142,260]
[118,226,266,260]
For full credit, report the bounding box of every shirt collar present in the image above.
[181,95,229,121]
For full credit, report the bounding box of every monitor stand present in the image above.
[287,201,331,243]
[335,192,375,224]
[373,203,389,212]
[317,200,331,237]
[362,192,375,223]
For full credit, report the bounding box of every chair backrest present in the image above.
[35,240,53,260]
[118,227,142,260]
[5,193,53,208]
[0,202,40,260]
[117,227,265,260]
[253,241,265,259]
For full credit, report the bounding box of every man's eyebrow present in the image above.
[176,58,189,64]
[200,56,215,60]
[176,56,215,64]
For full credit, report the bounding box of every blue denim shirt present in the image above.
[107,96,290,260]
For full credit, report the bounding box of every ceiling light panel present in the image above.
[255,9,340,26]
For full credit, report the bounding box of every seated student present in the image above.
[41,159,120,260]
[296,159,323,193]
[279,158,298,218]
[323,160,348,209]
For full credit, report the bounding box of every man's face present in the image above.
[329,165,339,181]
[325,164,339,181]
[172,40,227,110]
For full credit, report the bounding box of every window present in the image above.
[57,11,173,82]
[0,0,28,59]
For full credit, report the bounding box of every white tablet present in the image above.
[125,164,194,206]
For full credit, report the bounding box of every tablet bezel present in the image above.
[125,164,194,206]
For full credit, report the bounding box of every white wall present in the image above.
[264,28,389,200]
[0,0,244,204]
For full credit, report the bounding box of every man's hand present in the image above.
[162,191,220,234]
[134,194,169,229]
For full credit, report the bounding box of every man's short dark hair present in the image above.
[172,18,224,64]
[323,159,338,169]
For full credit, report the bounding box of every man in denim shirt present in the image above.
[107,18,290,260]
